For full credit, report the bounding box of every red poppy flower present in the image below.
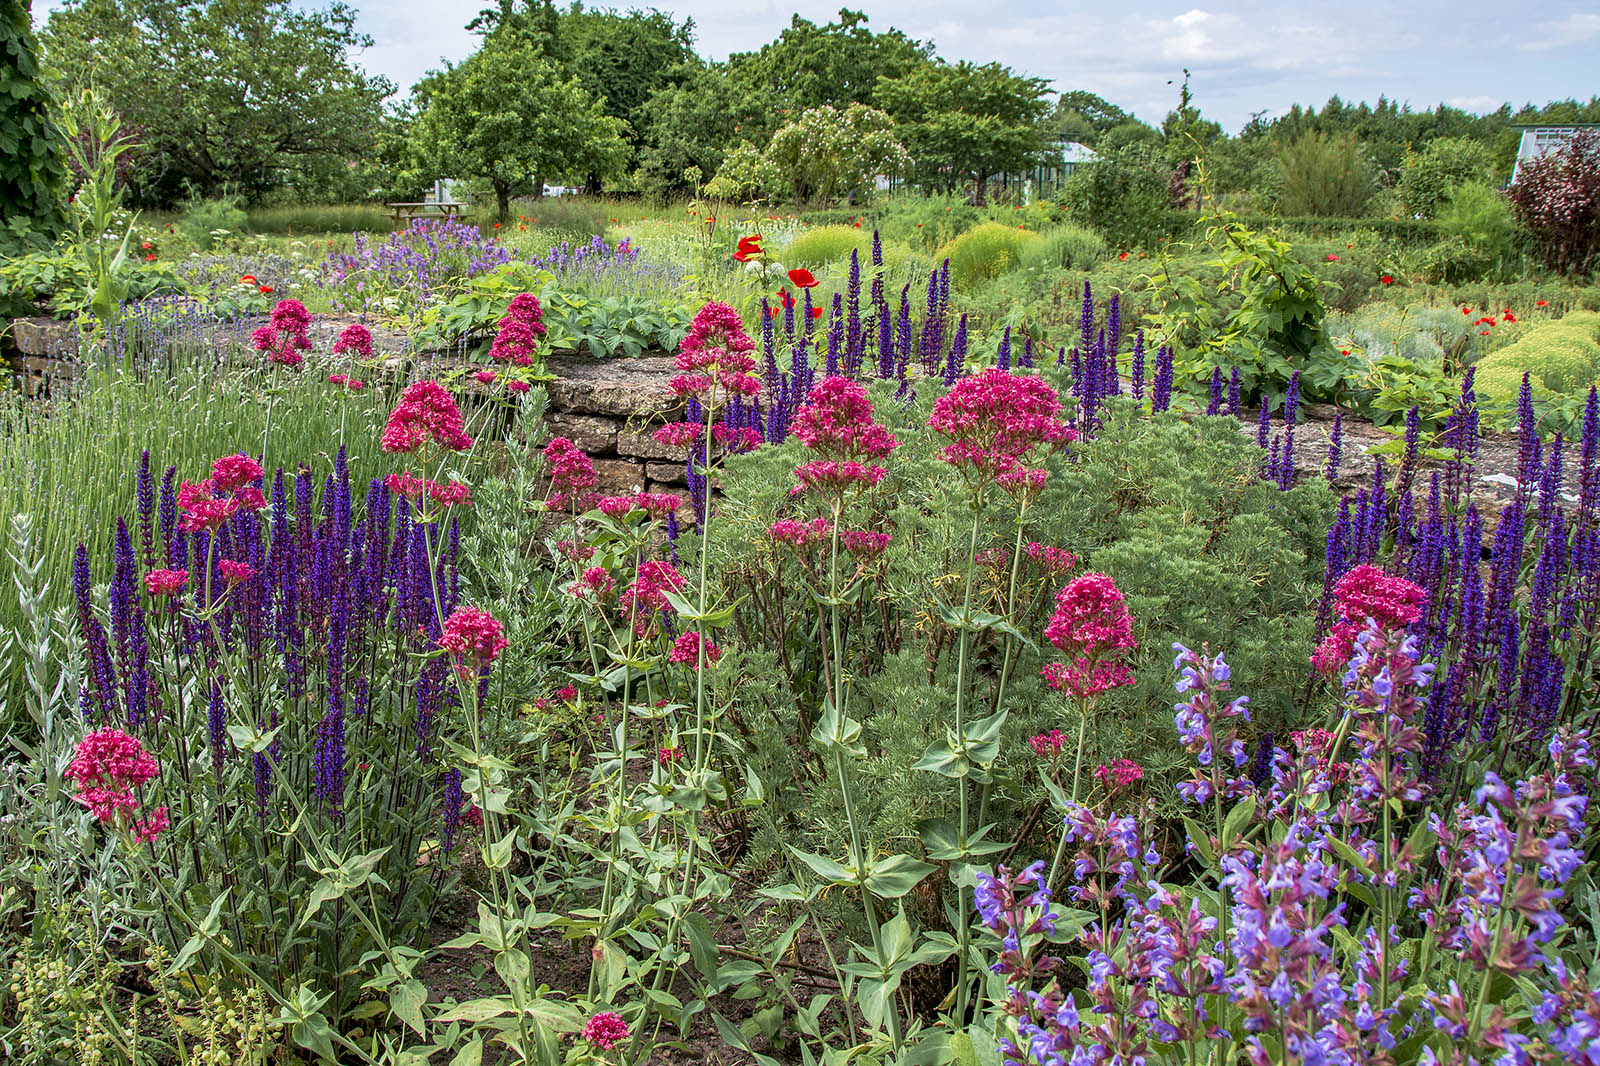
[1346,244,1353,249]
[809,306,823,319]
[1537,300,1549,307]
[1326,254,1339,261]
[733,235,764,262]
[1480,330,1490,335]
[259,285,273,294]
[1119,252,1129,261]
[144,253,155,261]
[1462,307,1473,315]
[240,274,258,284]
[787,268,818,288]
[777,290,795,308]
[852,221,861,228]
[1341,349,1350,356]
[1503,311,1517,323]
[493,222,500,228]
[1380,275,1394,284]
[141,241,152,250]
[766,306,779,317]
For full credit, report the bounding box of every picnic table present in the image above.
[385,201,466,224]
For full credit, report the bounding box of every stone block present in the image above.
[592,458,645,493]
[544,354,679,418]
[547,413,619,455]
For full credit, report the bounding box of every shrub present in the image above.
[1397,136,1494,219]
[1473,311,1600,405]
[177,194,248,249]
[940,221,1034,289]
[1062,142,1172,248]
[1270,130,1375,217]
[1019,223,1109,272]
[243,203,393,235]
[1505,129,1600,276]
[1436,181,1522,277]
[783,223,877,267]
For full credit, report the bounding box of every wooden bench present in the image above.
[385,201,466,225]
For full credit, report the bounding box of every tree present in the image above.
[1,0,68,252]
[1271,131,1375,217]
[39,0,392,206]
[876,60,1051,202]
[1397,136,1494,219]
[765,104,908,206]
[411,40,627,219]
[1505,130,1600,276]
[1052,91,1130,145]
[558,5,696,182]
[725,9,929,146]
[634,61,742,196]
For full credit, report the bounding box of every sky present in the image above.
[36,1,1600,131]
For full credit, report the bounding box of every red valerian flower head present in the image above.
[1045,572,1137,658]
[1310,564,1427,676]
[668,629,723,667]
[582,1012,631,1051]
[67,727,161,829]
[218,559,257,584]
[177,454,267,531]
[144,569,189,597]
[331,322,373,358]
[787,267,818,288]
[438,607,508,675]
[381,380,473,454]
[542,436,597,510]
[928,369,1071,488]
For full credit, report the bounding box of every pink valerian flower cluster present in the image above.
[595,492,683,521]
[789,378,897,498]
[381,380,473,454]
[218,560,257,584]
[840,529,892,558]
[556,540,596,564]
[327,373,366,390]
[252,299,313,367]
[144,569,188,597]
[621,560,686,635]
[581,1011,630,1051]
[330,322,373,358]
[712,424,764,453]
[1026,542,1080,578]
[557,685,578,701]
[437,607,508,676]
[385,472,472,508]
[1094,759,1144,791]
[543,437,597,511]
[668,629,723,667]
[1029,729,1066,757]
[568,566,616,601]
[927,369,1074,492]
[668,302,760,403]
[793,459,887,496]
[658,746,684,764]
[66,727,167,840]
[1041,572,1138,698]
[653,421,702,450]
[489,293,546,366]
[791,377,898,460]
[1311,565,1428,677]
[768,516,834,548]
[473,370,497,384]
[177,454,266,532]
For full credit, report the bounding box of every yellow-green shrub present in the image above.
[1019,224,1109,272]
[783,224,875,267]
[941,221,1035,289]
[1474,312,1600,403]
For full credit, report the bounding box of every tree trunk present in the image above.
[975,172,989,206]
[495,181,511,222]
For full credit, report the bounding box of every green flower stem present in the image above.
[951,493,984,1023]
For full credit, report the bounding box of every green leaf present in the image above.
[863,853,937,899]
[389,979,427,1037]
[449,1037,483,1066]
[788,846,858,886]
[1182,816,1216,865]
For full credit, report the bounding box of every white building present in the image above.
[1510,124,1600,183]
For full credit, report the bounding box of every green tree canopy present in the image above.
[725,9,929,146]
[634,60,745,197]
[876,59,1051,202]
[764,103,909,206]
[39,0,393,206]
[410,39,627,219]
[2,0,68,251]
[1051,91,1130,146]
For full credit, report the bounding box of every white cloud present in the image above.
[1521,12,1600,49]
